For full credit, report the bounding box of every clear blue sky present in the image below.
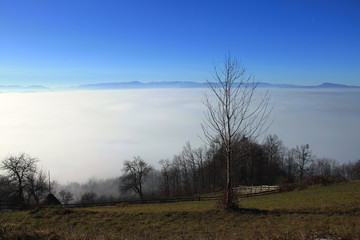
[1,0,359,87]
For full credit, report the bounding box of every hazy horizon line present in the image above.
[0,81,359,92]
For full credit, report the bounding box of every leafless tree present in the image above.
[169,156,182,196]
[175,154,192,194]
[336,160,360,180]
[295,144,312,181]
[352,160,360,179]
[80,192,97,204]
[0,175,14,201]
[1,153,38,202]
[24,170,49,203]
[59,189,74,204]
[194,146,207,193]
[263,134,285,184]
[350,160,360,179]
[284,148,297,182]
[119,156,153,202]
[201,53,272,209]
[308,158,339,178]
[159,159,171,198]
[182,142,200,194]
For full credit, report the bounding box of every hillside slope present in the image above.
[1,181,360,240]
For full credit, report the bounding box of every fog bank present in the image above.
[0,88,359,183]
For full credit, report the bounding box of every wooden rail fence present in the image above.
[234,185,280,195]
[0,185,279,210]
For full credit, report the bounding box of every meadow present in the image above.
[1,181,360,239]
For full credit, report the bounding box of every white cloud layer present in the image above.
[0,88,359,183]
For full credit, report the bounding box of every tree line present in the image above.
[135,137,360,201]
[1,53,359,208]
[1,136,359,206]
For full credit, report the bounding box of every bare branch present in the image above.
[201,53,272,209]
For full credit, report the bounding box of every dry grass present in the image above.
[240,180,360,212]
[1,181,360,239]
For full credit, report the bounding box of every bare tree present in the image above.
[352,160,360,179]
[295,144,312,181]
[194,146,207,193]
[308,157,339,178]
[119,156,153,202]
[201,53,272,209]
[80,192,97,204]
[182,141,200,195]
[1,153,38,202]
[59,189,74,204]
[159,159,171,198]
[0,175,15,202]
[24,170,49,203]
[284,148,297,182]
[175,153,192,195]
[263,134,285,184]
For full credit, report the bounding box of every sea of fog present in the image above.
[0,88,359,183]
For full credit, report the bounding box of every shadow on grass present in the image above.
[220,207,271,215]
[231,206,360,216]
[236,207,270,214]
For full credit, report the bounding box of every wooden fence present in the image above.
[0,185,279,210]
[234,185,280,195]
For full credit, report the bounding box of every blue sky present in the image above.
[0,0,359,87]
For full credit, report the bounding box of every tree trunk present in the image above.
[139,183,143,202]
[18,181,24,202]
[225,150,233,208]
[226,158,231,206]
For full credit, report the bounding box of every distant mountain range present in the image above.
[76,81,208,89]
[0,81,359,92]
[76,81,360,90]
[258,82,360,89]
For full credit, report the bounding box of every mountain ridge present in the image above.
[0,81,359,92]
[76,81,360,90]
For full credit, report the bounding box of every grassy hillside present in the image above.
[241,181,360,211]
[1,181,360,239]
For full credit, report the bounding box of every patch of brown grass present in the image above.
[1,181,360,239]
